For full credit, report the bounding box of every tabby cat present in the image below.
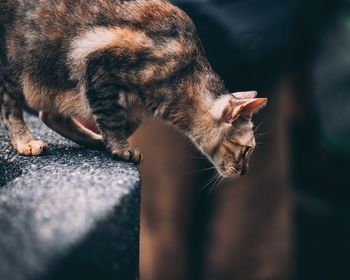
[0,0,266,177]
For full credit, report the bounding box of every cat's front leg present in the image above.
[0,93,48,156]
[84,70,143,164]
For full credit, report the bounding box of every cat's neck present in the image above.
[155,70,226,152]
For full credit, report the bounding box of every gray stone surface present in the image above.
[0,114,140,280]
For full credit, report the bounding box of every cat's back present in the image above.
[3,0,200,115]
[6,0,197,72]
[7,0,194,39]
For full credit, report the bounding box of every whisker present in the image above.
[254,132,270,138]
[187,166,216,174]
[213,174,230,194]
[254,122,264,133]
[200,173,220,193]
[209,175,222,194]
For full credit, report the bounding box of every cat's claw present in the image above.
[15,140,48,156]
[111,145,143,164]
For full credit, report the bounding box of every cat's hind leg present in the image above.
[0,93,48,156]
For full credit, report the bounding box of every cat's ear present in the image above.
[210,95,267,124]
[232,90,257,99]
[209,95,237,123]
[239,98,267,117]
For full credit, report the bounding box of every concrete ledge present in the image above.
[0,114,140,280]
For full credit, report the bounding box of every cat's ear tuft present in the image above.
[232,90,258,99]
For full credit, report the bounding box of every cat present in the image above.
[0,0,267,177]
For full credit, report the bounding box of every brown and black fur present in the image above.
[0,0,266,176]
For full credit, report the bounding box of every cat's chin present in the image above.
[218,169,240,178]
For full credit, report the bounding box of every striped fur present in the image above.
[0,0,266,175]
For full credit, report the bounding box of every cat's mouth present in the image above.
[219,158,250,177]
[220,168,239,178]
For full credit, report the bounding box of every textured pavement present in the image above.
[0,114,140,280]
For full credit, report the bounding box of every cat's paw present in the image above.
[111,145,143,164]
[15,140,49,156]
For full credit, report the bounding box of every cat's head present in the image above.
[204,91,267,177]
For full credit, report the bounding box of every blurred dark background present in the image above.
[130,0,350,279]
